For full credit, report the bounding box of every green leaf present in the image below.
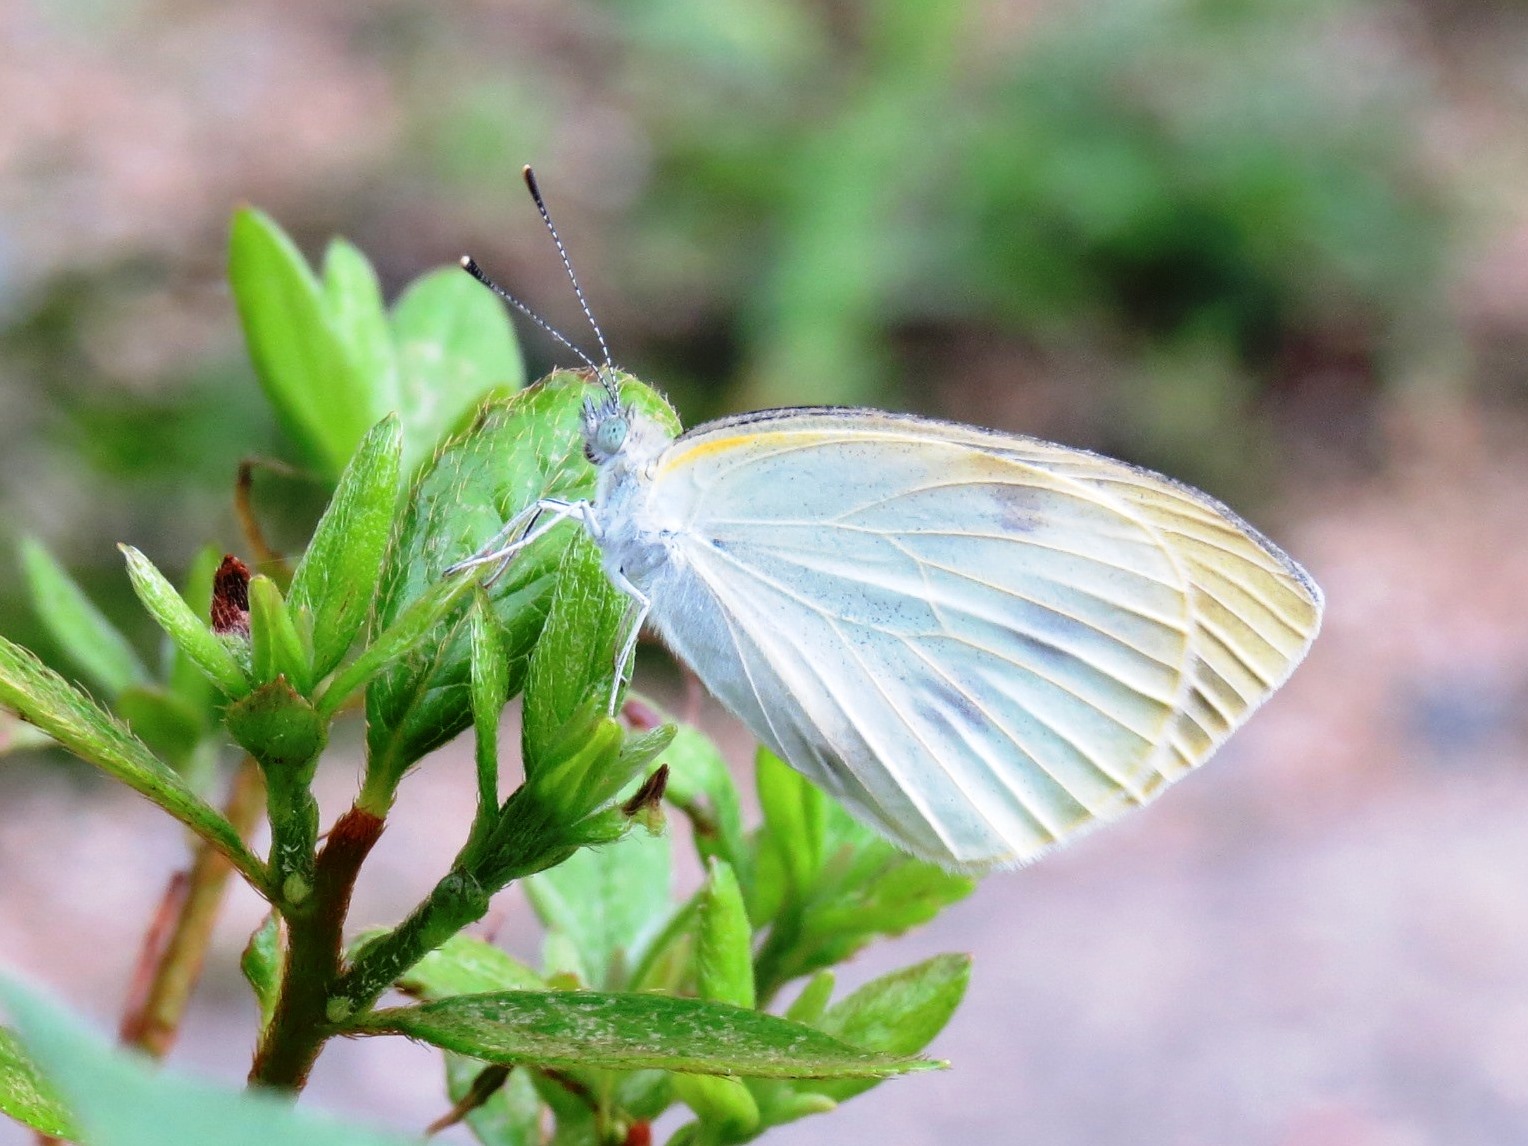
[393,934,544,1000]
[745,1081,836,1133]
[240,915,284,1036]
[442,1058,541,1146]
[288,415,403,679]
[522,532,630,779]
[750,749,976,998]
[0,1026,77,1138]
[249,575,313,693]
[322,572,477,726]
[751,746,827,919]
[805,954,971,1101]
[362,371,679,791]
[114,685,205,772]
[356,991,939,1079]
[671,1074,759,1141]
[525,823,672,989]
[695,858,755,1010]
[21,537,149,697]
[535,1072,598,1146]
[468,590,509,825]
[323,238,398,409]
[783,971,835,1026]
[0,634,265,888]
[613,1069,672,1122]
[662,723,749,887]
[390,267,525,473]
[0,977,422,1146]
[167,546,224,717]
[522,704,672,832]
[120,545,249,698]
[610,724,675,810]
[462,714,628,893]
[229,208,379,476]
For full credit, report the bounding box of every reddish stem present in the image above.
[247,805,385,1091]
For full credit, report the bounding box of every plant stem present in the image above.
[337,781,610,1013]
[248,804,384,1091]
[235,458,295,579]
[265,764,320,904]
[120,755,266,1058]
[331,867,492,1017]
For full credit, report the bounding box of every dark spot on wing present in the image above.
[986,478,1050,534]
[914,679,990,743]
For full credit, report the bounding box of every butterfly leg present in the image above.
[444,498,593,585]
[606,566,651,714]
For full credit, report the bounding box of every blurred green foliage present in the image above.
[0,0,1447,642]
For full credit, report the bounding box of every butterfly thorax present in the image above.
[589,407,679,588]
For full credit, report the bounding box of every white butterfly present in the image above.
[452,375,1323,872]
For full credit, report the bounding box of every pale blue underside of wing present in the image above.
[638,413,1322,869]
[645,433,1213,868]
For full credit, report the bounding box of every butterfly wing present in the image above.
[639,410,1322,869]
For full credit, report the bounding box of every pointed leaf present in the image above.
[751,748,976,997]
[248,576,312,693]
[443,1057,541,1146]
[323,238,398,409]
[662,723,748,885]
[0,1026,76,1139]
[356,991,939,1079]
[393,934,543,1000]
[522,532,629,778]
[167,546,223,718]
[21,537,149,696]
[390,267,525,472]
[288,414,403,679]
[321,573,477,727]
[524,825,671,989]
[230,208,378,476]
[0,634,264,888]
[0,978,422,1146]
[671,1074,759,1140]
[805,953,970,1101]
[752,747,826,919]
[241,915,284,1036]
[468,590,509,822]
[783,971,834,1026]
[120,545,249,697]
[695,858,754,1009]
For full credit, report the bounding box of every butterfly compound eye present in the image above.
[593,414,628,460]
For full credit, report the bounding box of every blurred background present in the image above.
[4,0,1528,1142]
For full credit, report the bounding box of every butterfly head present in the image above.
[581,389,631,465]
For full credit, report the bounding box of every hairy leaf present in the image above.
[0,635,263,888]
[357,991,938,1079]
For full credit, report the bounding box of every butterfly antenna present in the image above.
[522,165,619,402]
[458,256,600,375]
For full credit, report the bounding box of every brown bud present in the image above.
[211,554,252,636]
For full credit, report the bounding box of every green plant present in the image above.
[0,210,975,1145]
